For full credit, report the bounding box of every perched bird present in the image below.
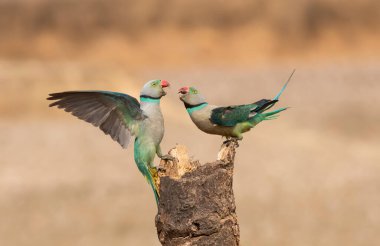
[47,79,172,204]
[178,71,294,140]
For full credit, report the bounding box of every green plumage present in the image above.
[179,71,294,140]
[48,80,169,206]
[209,70,294,129]
[210,99,275,126]
[249,107,287,125]
[134,138,159,204]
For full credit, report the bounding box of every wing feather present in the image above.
[210,99,276,127]
[47,91,145,148]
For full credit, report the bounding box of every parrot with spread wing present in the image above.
[178,71,294,140]
[47,79,172,204]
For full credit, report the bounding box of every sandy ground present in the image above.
[0,61,380,245]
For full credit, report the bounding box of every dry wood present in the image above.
[156,140,240,246]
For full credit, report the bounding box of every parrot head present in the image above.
[141,79,170,99]
[178,86,206,106]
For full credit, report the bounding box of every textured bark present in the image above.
[155,140,240,246]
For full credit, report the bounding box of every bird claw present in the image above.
[157,166,166,172]
[223,137,240,146]
[160,155,177,162]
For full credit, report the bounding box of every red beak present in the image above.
[161,80,170,88]
[178,86,189,94]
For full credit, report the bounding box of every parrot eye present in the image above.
[151,81,158,87]
[193,89,198,94]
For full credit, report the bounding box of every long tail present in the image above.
[273,69,295,101]
[249,107,288,126]
[259,69,294,114]
[137,161,159,205]
[146,167,160,205]
[253,99,279,113]
[273,69,296,100]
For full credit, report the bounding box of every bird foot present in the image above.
[223,137,240,147]
[160,154,177,162]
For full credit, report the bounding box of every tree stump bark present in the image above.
[155,140,240,246]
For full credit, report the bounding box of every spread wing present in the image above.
[47,91,145,148]
[210,99,276,127]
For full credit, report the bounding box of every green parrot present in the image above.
[47,79,172,204]
[178,72,294,140]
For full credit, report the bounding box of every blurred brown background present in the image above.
[0,0,379,245]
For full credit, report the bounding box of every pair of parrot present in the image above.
[48,72,293,204]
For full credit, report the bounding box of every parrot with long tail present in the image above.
[178,71,294,140]
[47,79,172,204]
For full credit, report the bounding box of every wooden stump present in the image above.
[155,140,240,246]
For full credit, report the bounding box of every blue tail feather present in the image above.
[273,69,295,100]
